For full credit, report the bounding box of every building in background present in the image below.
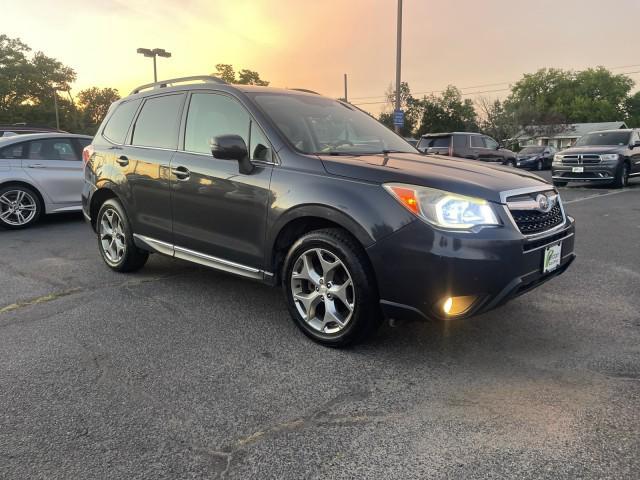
[515,121,628,149]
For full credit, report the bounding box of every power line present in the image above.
[352,69,640,106]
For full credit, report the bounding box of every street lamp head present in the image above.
[153,48,172,58]
[136,48,154,57]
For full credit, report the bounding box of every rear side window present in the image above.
[470,135,485,148]
[27,138,79,161]
[422,137,450,148]
[103,99,141,144]
[453,134,466,149]
[0,143,25,159]
[132,94,185,149]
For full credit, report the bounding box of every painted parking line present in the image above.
[563,189,635,204]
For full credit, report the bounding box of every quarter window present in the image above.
[249,121,272,162]
[185,93,250,155]
[103,99,141,144]
[27,138,79,161]
[132,94,184,149]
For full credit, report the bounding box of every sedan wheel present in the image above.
[290,248,355,334]
[0,187,41,229]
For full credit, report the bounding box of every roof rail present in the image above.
[290,88,321,95]
[129,75,227,95]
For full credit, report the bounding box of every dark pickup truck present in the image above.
[416,132,517,165]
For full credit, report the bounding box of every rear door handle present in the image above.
[27,163,45,169]
[116,155,129,166]
[171,166,190,180]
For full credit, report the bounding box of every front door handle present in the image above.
[171,166,190,180]
[27,164,45,169]
[116,155,129,166]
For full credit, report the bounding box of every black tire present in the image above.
[0,184,43,229]
[282,228,382,347]
[553,180,568,187]
[96,198,148,272]
[612,162,629,189]
[508,159,516,167]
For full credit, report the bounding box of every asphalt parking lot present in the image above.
[1,171,639,479]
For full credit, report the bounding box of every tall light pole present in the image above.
[394,0,403,134]
[136,48,172,83]
[52,89,60,130]
[344,73,348,102]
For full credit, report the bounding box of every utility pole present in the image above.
[53,89,60,130]
[137,48,172,83]
[394,0,403,133]
[344,73,348,103]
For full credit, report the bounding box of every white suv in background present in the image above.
[0,133,92,229]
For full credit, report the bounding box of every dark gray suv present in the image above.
[82,76,575,347]
[552,129,640,188]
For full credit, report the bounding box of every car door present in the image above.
[469,135,489,161]
[22,137,83,205]
[170,91,274,271]
[118,93,186,243]
[481,136,503,163]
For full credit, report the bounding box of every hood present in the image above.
[559,145,624,155]
[319,153,549,203]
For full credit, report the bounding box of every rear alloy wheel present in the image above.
[0,185,42,229]
[97,198,148,272]
[613,162,629,189]
[283,228,381,347]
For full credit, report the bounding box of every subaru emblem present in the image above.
[536,194,552,213]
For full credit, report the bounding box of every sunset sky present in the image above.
[4,0,640,115]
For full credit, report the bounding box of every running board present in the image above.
[133,233,267,280]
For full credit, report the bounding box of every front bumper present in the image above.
[516,157,540,169]
[366,215,575,322]
[552,163,617,182]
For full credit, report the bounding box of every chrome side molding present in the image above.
[133,233,269,280]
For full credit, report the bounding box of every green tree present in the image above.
[415,86,478,136]
[0,34,77,128]
[505,67,634,139]
[213,64,269,85]
[76,87,120,134]
[626,91,640,127]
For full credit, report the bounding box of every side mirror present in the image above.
[210,134,254,175]
[632,140,640,149]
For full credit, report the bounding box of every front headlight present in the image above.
[600,154,619,161]
[553,154,563,162]
[384,183,500,230]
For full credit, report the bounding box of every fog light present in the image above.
[439,295,477,317]
[443,297,453,314]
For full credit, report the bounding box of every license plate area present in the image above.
[572,166,584,173]
[543,242,562,273]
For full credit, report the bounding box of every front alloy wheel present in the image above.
[283,228,381,347]
[0,186,41,229]
[291,248,355,334]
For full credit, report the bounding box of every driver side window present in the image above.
[185,93,250,154]
[484,136,498,149]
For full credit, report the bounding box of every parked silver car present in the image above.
[0,133,92,229]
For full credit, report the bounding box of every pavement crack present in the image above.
[0,287,83,315]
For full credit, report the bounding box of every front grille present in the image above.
[509,202,564,235]
[562,154,601,165]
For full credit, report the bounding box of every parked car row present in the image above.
[415,128,640,188]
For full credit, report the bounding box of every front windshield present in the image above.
[251,93,416,155]
[575,131,630,146]
[520,146,544,154]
